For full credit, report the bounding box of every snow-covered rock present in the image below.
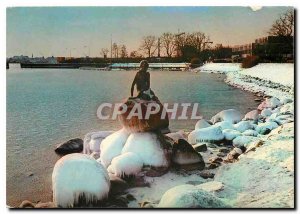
[234,121,255,133]
[242,129,258,137]
[222,129,241,141]
[232,136,259,149]
[213,121,235,130]
[83,131,114,154]
[211,109,242,124]
[107,152,143,177]
[256,122,279,135]
[99,129,130,167]
[195,119,211,130]
[188,126,224,145]
[197,181,224,192]
[257,97,281,110]
[52,153,110,208]
[261,109,272,117]
[158,184,229,208]
[122,132,169,167]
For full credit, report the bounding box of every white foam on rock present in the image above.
[52,153,110,208]
[122,132,169,167]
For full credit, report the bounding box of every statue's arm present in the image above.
[131,76,136,97]
[146,72,150,88]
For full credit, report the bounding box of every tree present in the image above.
[160,33,176,57]
[100,48,109,58]
[140,35,157,58]
[268,9,294,37]
[112,43,118,58]
[120,45,128,58]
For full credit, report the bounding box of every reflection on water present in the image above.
[6,68,259,206]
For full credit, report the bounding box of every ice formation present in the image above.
[52,153,110,208]
[122,132,169,167]
[188,126,224,145]
[99,128,130,167]
[211,109,242,124]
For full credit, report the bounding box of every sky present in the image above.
[6,6,292,57]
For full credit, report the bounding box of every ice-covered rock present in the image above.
[256,122,279,135]
[242,129,258,137]
[172,139,205,170]
[197,181,224,192]
[222,129,241,141]
[100,129,130,167]
[274,115,294,125]
[158,184,228,208]
[232,136,258,149]
[261,109,272,117]
[211,109,242,124]
[234,121,255,133]
[52,153,110,208]
[83,131,114,154]
[195,119,211,130]
[213,121,235,130]
[107,152,143,177]
[122,132,169,167]
[243,110,260,122]
[188,126,224,145]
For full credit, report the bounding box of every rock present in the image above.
[232,136,258,149]
[209,157,223,164]
[27,172,34,177]
[193,143,207,152]
[83,131,114,154]
[234,121,255,132]
[197,181,224,192]
[211,109,242,124]
[217,152,226,157]
[109,174,129,195]
[140,201,154,208]
[195,119,211,130]
[34,202,56,208]
[126,194,136,201]
[122,132,170,168]
[254,98,261,102]
[242,129,258,137]
[256,122,279,135]
[166,130,187,141]
[145,166,169,177]
[158,185,229,208]
[107,152,143,177]
[222,129,241,141]
[213,121,235,130]
[186,180,203,185]
[188,126,224,145]
[52,153,110,208]
[54,138,83,155]
[198,171,215,179]
[219,148,230,153]
[172,139,205,170]
[261,108,272,117]
[224,147,243,163]
[257,97,281,110]
[208,163,220,169]
[19,200,35,208]
[118,97,169,133]
[245,140,264,154]
[243,110,260,122]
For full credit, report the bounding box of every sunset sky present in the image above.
[6,6,292,57]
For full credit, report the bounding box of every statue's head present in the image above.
[139,60,149,72]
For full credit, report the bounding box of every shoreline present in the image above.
[9,63,294,208]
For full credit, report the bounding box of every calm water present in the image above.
[7,66,259,206]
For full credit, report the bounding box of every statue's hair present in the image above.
[140,60,149,68]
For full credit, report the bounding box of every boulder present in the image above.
[158,185,229,208]
[211,109,242,124]
[52,153,110,208]
[166,130,187,141]
[118,98,169,133]
[188,126,224,145]
[54,138,83,155]
[109,174,129,195]
[172,139,205,170]
[257,97,281,110]
[222,129,241,141]
[243,110,260,122]
[256,122,279,135]
[198,170,215,179]
[234,121,255,132]
[193,143,207,152]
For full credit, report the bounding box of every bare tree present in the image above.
[119,45,128,58]
[160,33,176,57]
[112,43,118,58]
[269,9,294,37]
[140,35,157,58]
[100,48,109,58]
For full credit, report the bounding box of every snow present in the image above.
[121,132,169,167]
[107,152,143,177]
[188,126,224,145]
[157,184,229,208]
[213,121,235,130]
[211,109,242,124]
[52,153,110,208]
[83,131,114,154]
[198,63,241,73]
[99,128,130,167]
